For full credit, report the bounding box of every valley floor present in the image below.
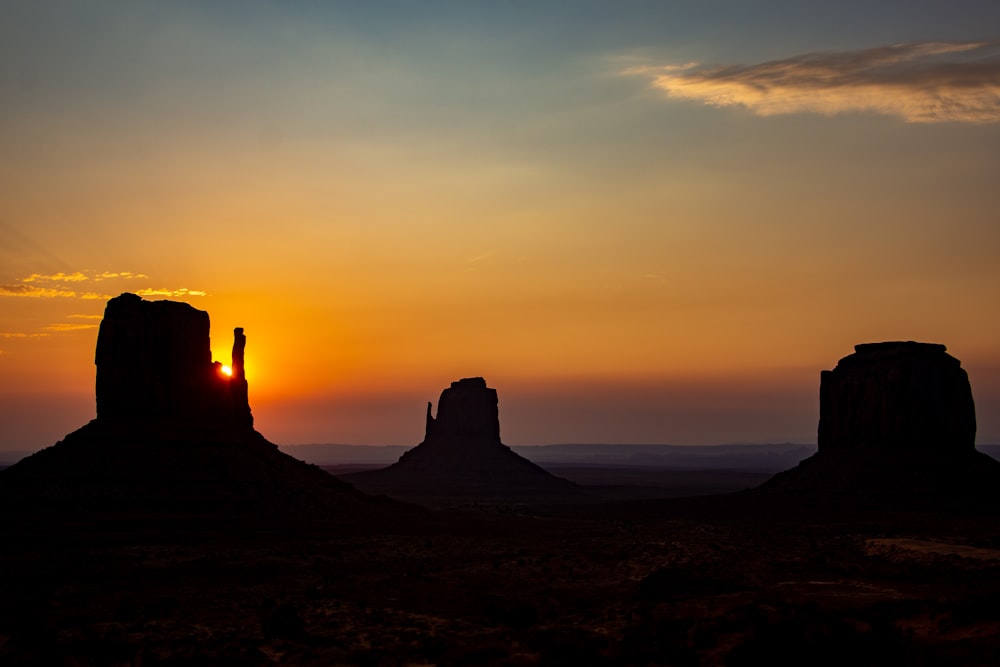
[2,479,1000,665]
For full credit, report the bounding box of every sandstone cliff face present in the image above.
[817,341,975,456]
[95,293,252,428]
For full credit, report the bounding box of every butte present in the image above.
[343,377,579,505]
[761,341,1000,509]
[0,293,410,524]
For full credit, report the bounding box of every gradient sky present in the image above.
[2,1,999,452]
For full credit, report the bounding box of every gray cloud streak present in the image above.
[631,41,1000,123]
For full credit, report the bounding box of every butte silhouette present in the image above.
[761,341,1000,508]
[344,377,578,504]
[0,293,407,521]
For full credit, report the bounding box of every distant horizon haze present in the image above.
[3,359,1000,453]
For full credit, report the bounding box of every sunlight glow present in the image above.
[220,365,233,377]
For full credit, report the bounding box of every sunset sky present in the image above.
[3,1,999,452]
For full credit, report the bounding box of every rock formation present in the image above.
[0,293,414,523]
[95,292,252,428]
[818,342,976,456]
[400,378,505,469]
[344,377,578,503]
[424,377,501,441]
[762,341,1000,506]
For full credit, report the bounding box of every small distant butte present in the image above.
[343,377,580,502]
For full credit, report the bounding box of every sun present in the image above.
[220,365,233,377]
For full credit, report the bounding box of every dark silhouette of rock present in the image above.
[424,377,500,441]
[818,342,976,456]
[762,341,1000,507]
[0,293,415,522]
[230,327,252,428]
[95,292,252,428]
[344,377,578,502]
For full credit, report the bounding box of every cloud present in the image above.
[0,332,49,338]
[44,323,100,332]
[1,274,206,348]
[135,288,208,298]
[93,271,148,281]
[22,272,89,283]
[0,284,77,298]
[630,41,1000,123]
[1,271,201,300]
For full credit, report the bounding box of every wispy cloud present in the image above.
[93,271,148,281]
[19,271,149,284]
[629,41,1000,123]
[1,271,203,300]
[1,273,208,345]
[1,276,209,345]
[0,284,77,298]
[22,272,89,283]
[135,288,208,298]
[44,323,100,332]
[0,332,49,338]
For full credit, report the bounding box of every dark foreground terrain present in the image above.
[3,467,1000,666]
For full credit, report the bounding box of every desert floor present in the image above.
[3,467,1000,666]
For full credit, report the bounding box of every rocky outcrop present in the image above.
[95,292,252,428]
[0,293,415,523]
[818,342,976,456]
[762,341,999,506]
[344,377,578,503]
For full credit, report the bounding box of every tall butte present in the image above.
[0,293,412,522]
[95,292,252,430]
[762,341,1000,506]
[344,377,578,504]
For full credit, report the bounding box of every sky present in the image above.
[2,1,999,452]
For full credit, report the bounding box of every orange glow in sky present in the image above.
[2,3,1000,453]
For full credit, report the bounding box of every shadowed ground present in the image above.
[4,485,1000,666]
